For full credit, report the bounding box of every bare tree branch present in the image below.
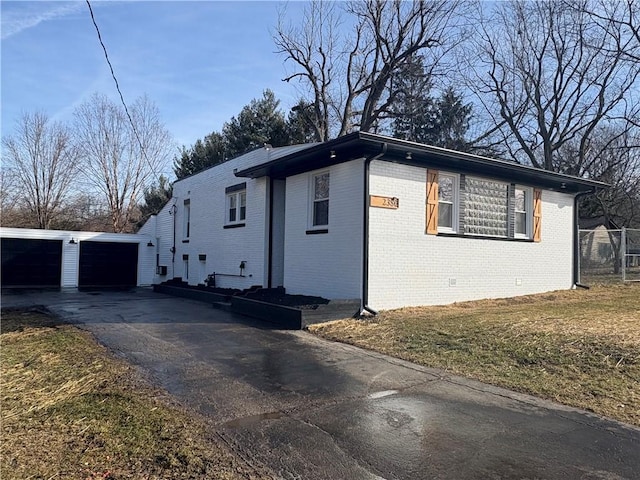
[74,93,172,233]
[274,0,464,140]
[2,112,80,228]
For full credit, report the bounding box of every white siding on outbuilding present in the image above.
[0,227,156,287]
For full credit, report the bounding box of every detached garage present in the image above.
[1,238,63,287]
[79,241,138,288]
[0,228,156,289]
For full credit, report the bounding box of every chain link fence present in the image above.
[578,228,640,284]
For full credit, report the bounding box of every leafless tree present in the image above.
[584,128,640,228]
[580,0,640,63]
[463,0,640,173]
[74,93,172,233]
[1,112,80,229]
[274,0,464,140]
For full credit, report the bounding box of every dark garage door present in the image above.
[1,238,63,287]
[79,241,138,288]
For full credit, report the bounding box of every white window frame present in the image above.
[437,172,459,233]
[183,256,189,280]
[514,185,533,239]
[308,170,330,229]
[226,190,246,225]
[183,200,190,239]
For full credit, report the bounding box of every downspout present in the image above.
[267,177,274,288]
[169,202,177,277]
[573,188,595,289]
[361,142,388,316]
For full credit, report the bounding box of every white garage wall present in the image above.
[0,227,157,287]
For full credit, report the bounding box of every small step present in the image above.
[212,301,232,311]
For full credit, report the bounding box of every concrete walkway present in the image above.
[3,288,639,479]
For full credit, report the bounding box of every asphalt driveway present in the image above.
[3,288,639,479]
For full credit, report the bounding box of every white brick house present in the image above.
[141,132,605,312]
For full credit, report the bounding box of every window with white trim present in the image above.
[182,254,189,280]
[226,190,246,225]
[426,169,542,242]
[437,173,458,232]
[514,186,532,238]
[183,199,190,239]
[310,171,329,228]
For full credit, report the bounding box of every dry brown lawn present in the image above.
[1,308,272,480]
[309,284,640,426]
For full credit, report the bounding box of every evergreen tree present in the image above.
[173,133,226,179]
[174,90,317,179]
[222,89,289,156]
[391,56,472,151]
[427,87,473,152]
[138,175,173,227]
[390,55,435,143]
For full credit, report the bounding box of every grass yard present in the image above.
[309,284,640,427]
[1,308,271,480]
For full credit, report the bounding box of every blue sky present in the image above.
[1,0,308,154]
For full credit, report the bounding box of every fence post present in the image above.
[621,227,626,282]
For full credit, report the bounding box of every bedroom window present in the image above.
[225,182,247,228]
[514,186,532,238]
[226,190,246,225]
[310,171,330,228]
[437,172,458,233]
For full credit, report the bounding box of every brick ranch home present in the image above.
[139,131,605,312]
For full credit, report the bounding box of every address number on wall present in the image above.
[370,195,399,209]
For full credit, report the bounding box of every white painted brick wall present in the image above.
[283,159,364,299]
[167,153,270,289]
[367,161,576,310]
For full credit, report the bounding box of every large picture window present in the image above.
[311,171,330,228]
[426,169,541,242]
[464,177,509,237]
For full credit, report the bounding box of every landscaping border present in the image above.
[153,284,360,329]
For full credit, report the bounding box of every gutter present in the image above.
[361,142,388,316]
[573,188,596,288]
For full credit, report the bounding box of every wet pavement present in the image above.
[3,288,639,479]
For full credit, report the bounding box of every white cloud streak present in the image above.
[1,1,86,40]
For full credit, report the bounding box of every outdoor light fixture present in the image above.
[329,150,336,159]
[147,241,155,247]
[406,152,412,160]
[69,238,77,245]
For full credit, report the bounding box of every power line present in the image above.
[85,0,165,179]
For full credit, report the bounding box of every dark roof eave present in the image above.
[234,131,608,193]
